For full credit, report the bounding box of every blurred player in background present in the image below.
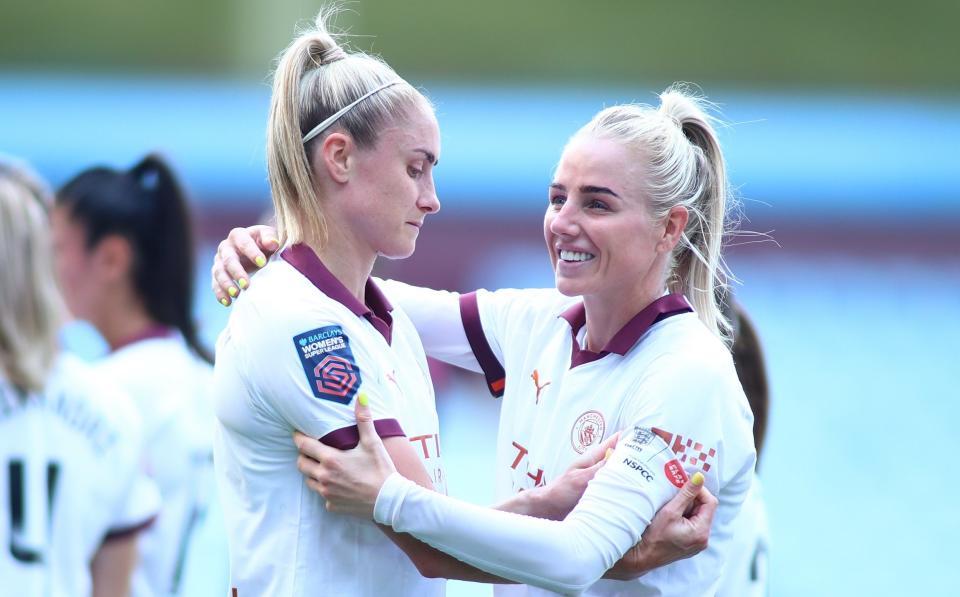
[51,154,226,596]
[214,83,752,594]
[717,300,769,597]
[0,157,159,596]
[209,9,714,595]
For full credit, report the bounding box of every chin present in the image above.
[555,275,586,297]
[379,242,417,260]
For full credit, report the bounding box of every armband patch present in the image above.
[293,325,361,404]
[620,425,689,488]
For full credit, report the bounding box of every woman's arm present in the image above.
[302,398,705,594]
[91,534,138,597]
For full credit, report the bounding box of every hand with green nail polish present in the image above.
[293,392,397,519]
[211,225,280,301]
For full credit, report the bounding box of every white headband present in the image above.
[301,80,402,144]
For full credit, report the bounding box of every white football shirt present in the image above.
[381,282,756,596]
[0,354,160,597]
[213,245,446,596]
[716,478,769,597]
[96,327,225,597]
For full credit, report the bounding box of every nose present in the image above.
[548,201,579,237]
[419,177,440,214]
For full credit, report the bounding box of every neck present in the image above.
[91,288,158,351]
[581,271,667,352]
[306,234,376,304]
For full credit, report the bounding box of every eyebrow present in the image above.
[549,183,621,198]
[415,149,438,166]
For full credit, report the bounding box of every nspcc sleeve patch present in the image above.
[293,326,361,404]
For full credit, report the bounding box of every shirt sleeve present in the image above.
[238,303,406,447]
[97,381,162,539]
[377,279,481,373]
[619,351,756,507]
[374,427,685,595]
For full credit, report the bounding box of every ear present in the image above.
[657,205,689,253]
[316,132,354,184]
[92,234,134,283]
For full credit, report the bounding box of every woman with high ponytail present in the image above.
[52,154,226,596]
[214,81,755,596]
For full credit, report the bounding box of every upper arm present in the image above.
[378,279,481,372]
[240,305,404,440]
[621,352,756,504]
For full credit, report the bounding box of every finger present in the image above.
[293,431,312,453]
[250,225,281,259]
[230,226,269,270]
[666,471,706,515]
[687,486,718,526]
[354,392,379,447]
[212,258,239,304]
[219,236,255,292]
[211,270,231,307]
[293,431,335,464]
[574,431,622,469]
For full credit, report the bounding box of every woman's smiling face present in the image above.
[544,134,665,301]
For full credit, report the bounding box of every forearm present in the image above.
[374,433,681,594]
[379,525,514,583]
[494,486,565,520]
[376,473,630,594]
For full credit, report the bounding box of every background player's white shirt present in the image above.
[716,478,769,597]
[96,330,225,597]
[213,248,445,597]
[0,354,160,597]
[382,281,756,596]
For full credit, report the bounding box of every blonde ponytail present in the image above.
[658,86,732,341]
[573,84,735,342]
[266,7,431,248]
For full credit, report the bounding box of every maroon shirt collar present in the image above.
[111,324,175,353]
[559,293,693,368]
[281,244,394,345]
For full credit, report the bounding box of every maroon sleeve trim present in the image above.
[103,514,157,542]
[320,418,405,449]
[459,292,506,398]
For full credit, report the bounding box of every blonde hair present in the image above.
[267,6,432,247]
[574,84,734,342]
[0,158,64,393]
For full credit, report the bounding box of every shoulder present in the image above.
[47,354,143,439]
[475,287,577,321]
[643,313,735,375]
[226,259,351,344]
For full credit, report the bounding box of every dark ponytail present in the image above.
[56,154,213,364]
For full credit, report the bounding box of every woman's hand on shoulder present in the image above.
[212,225,280,306]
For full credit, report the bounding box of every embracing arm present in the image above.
[295,401,511,583]
[373,447,694,595]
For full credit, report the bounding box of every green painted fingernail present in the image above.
[255,256,266,268]
[228,286,238,297]
[358,392,369,407]
[220,298,230,307]
[238,278,248,289]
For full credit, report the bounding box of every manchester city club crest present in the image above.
[570,410,605,454]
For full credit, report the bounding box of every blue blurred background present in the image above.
[3,1,958,595]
